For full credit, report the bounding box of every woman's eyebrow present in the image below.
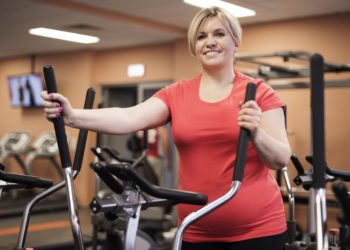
[213,28,226,32]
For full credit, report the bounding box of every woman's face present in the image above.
[194,17,236,69]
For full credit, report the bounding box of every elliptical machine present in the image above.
[14,65,95,250]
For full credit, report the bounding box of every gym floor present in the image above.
[0,207,93,250]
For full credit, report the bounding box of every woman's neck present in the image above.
[201,65,235,86]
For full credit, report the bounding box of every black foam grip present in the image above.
[233,82,256,181]
[290,154,305,175]
[43,65,72,169]
[0,169,53,188]
[72,88,95,172]
[91,147,108,162]
[106,164,208,205]
[90,162,124,194]
[310,54,326,188]
[143,129,148,150]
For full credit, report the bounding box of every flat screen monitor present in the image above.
[7,73,44,108]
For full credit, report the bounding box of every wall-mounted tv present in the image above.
[7,73,44,108]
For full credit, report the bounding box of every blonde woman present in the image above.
[42,7,291,250]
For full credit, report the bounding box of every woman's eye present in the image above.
[216,32,225,37]
[197,34,206,40]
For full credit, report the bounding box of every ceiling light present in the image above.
[184,0,256,17]
[29,27,100,44]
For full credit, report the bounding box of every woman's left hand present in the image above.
[237,100,262,137]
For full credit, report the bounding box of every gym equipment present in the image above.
[332,182,350,250]
[89,82,256,250]
[237,51,350,249]
[281,166,298,247]
[0,162,53,197]
[306,155,350,250]
[308,53,328,250]
[0,131,32,175]
[89,154,208,250]
[278,54,329,250]
[0,163,53,249]
[89,130,174,250]
[236,50,350,80]
[25,131,66,179]
[14,65,95,250]
[0,131,71,218]
[289,153,350,249]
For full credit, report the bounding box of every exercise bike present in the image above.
[89,138,178,250]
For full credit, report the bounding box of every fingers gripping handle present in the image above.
[43,65,72,169]
[233,82,256,181]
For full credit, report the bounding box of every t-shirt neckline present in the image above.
[197,72,238,104]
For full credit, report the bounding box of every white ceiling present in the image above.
[1,0,350,59]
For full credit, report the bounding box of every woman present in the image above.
[42,7,291,250]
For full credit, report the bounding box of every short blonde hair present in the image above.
[188,7,242,57]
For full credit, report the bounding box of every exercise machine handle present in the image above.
[306,156,350,182]
[106,164,208,205]
[233,82,256,181]
[291,154,306,175]
[90,162,124,194]
[43,65,72,169]
[72,88,95,172]
[310,53,326,189]
[326,168,350,182]
[101,147,133,163]
[143,129,148,151]
[0,169,53,189]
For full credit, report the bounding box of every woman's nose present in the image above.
[205,36,217,47]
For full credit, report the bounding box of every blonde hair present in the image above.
[188,7,242,57]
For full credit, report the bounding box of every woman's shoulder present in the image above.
[173,75,201,87]
[164,75,201,92]
[235,70,265,86]
[154,75,200,101]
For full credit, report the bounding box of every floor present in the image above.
[0,197,93,250]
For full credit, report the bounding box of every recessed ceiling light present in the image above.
[184,0,256,17]
[29,27,100,44]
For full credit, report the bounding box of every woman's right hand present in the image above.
[41,91,74,124]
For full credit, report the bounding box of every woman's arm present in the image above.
[41,91,169,135]
[238,101,291,170]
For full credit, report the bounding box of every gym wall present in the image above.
[0,12,349,210]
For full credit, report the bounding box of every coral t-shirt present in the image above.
[153,70,287,243]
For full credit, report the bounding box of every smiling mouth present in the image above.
[204,50,220,55]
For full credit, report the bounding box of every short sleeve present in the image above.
[256,80,285,112]
[153,85,170,108]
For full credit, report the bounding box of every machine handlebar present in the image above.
[0,167,53,189]
[43,65,71,169]
[233,82,256,181]
[72,88,95,172]
[105,163,208,206]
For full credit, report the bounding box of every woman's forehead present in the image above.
[199,16,227,32]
